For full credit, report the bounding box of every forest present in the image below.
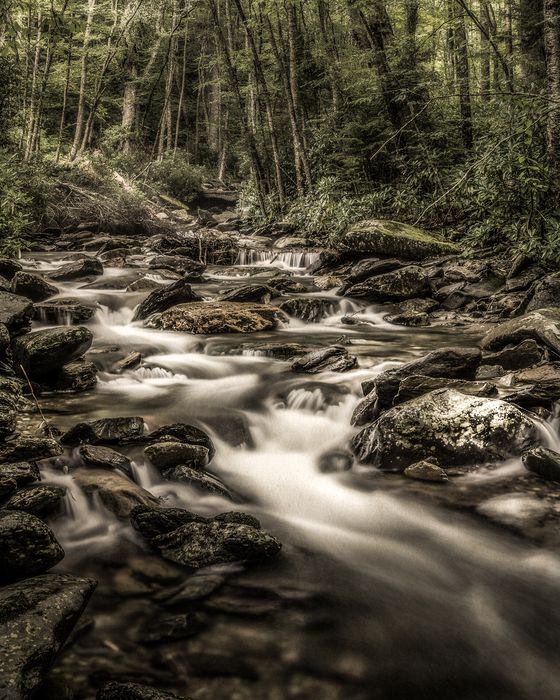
[3,3,560,700]
[0,0,559,256]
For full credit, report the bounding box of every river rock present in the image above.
[508,363,560,407]
[143,423,215,459]
[0,291,34,334]
[149,255,205,279]
[12,326,93,379]
[144,441,209,470]
[132,278,202,321]
[0,437,62,464]
[113,351,142,373]
[339,259,404,294]
[11,270,59,302]
[0,461,40,485]
[146,301,283,334]
[220,284,275,304]
[97,681,187,700]
[0,573,96,699]
[278,297,335,323]
[49,257,104,280]
[0,386,18,439]
[74,469,159,518]
[151,517,281,569]
[343,265,430,302]
[34,297,97,324]
[0,258,22,279]
[522,447,560,482]
[338,220,460,260]
[0,510,65,582]
[0,477,17,499]
[292,346,358,373]
[61,416,146,445]
[394,375,497,406]
[352,388,537,471]
[162,465,232,497]
[79,444,132,475]
[481,339,545,371]
[43,359,98,393]
[131,505,207,540]
[4,484,66,517]
[318,450,354,473]
[481,308,560,354]
[403,460,449,483]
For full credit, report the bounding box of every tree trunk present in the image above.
[70,0,96,161]
[544,0,560,171]
[449,0,473,149]
[520,0,546,87]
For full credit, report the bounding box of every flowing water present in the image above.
[22,249,560,699]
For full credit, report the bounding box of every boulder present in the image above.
[149,255,205,279]
[0,573,96,699]
[49,257,103,281]
[12,326,93,379]
[131,505,206,541]
[147,516,281,569]
[79,444,132,475]
[337,220,460,260]
[42,359,98,393]
[142,423,215,459]
[522,447,560,482]
[132,278,202,321]
[481,308,560,355]
[0,510,65,582]
[481,339,545,371]
[146,302,283,334]
[506,363,560,407]
[517,274,560,314]
[0,477,17,499]
[352,388,537,471]
[0,387,17,440]
[144,441,209,470]
[0,461,40,486]
[339,258,404,293]
[4,484,66,518]
[220,284,275,304]
[393,375,497,406]
[403,460,448,483]
[0,258,22,279]
[0,437,62,464]
[343,265,430,302]
[97,681,187,700]
[11,271,59,302]
[292,346,358,373]
[61,416,145,445]
[34,297,97,324]
[0,291,34,334]
[74,469,159,518]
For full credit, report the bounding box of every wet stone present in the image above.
[79,444,133,475]
[4,484,67,518]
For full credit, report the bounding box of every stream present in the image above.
[21,247,560,700]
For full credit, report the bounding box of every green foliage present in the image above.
[148,155,208,203]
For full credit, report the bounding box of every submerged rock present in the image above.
[11,271,59,302]
[338,219,460,260]
[34,297,97,324]
[291,346,358,373]
[481,308,560,354]
[49,257,103,280]
[132,278,203,321]
[61,416,145,445]
[146,301,283,334]
[12,326,93,379]
[343,265,430,302]
[0,291,34,334]
[97,681,187,700]
[522,447,560,482]
[352,388,537,471]
[0,510,65,582]
[74,469,159,518]
[278,297,335,323]
[0,573,96,699]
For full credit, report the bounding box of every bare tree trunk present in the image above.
[480,0,491,99]
[449,0,473,149]
[56,40,72,162]
[544,0,560,171]
[70,0,96,161]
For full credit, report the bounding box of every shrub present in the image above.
[148,154,207,203]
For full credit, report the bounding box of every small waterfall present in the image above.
[235,248,321,270]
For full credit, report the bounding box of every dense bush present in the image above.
[148,155,207,203]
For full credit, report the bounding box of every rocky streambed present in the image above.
[2,215,560,699]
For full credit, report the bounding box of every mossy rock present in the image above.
[338,220,460,260]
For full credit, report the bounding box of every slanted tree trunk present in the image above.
[70,0,96,161]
